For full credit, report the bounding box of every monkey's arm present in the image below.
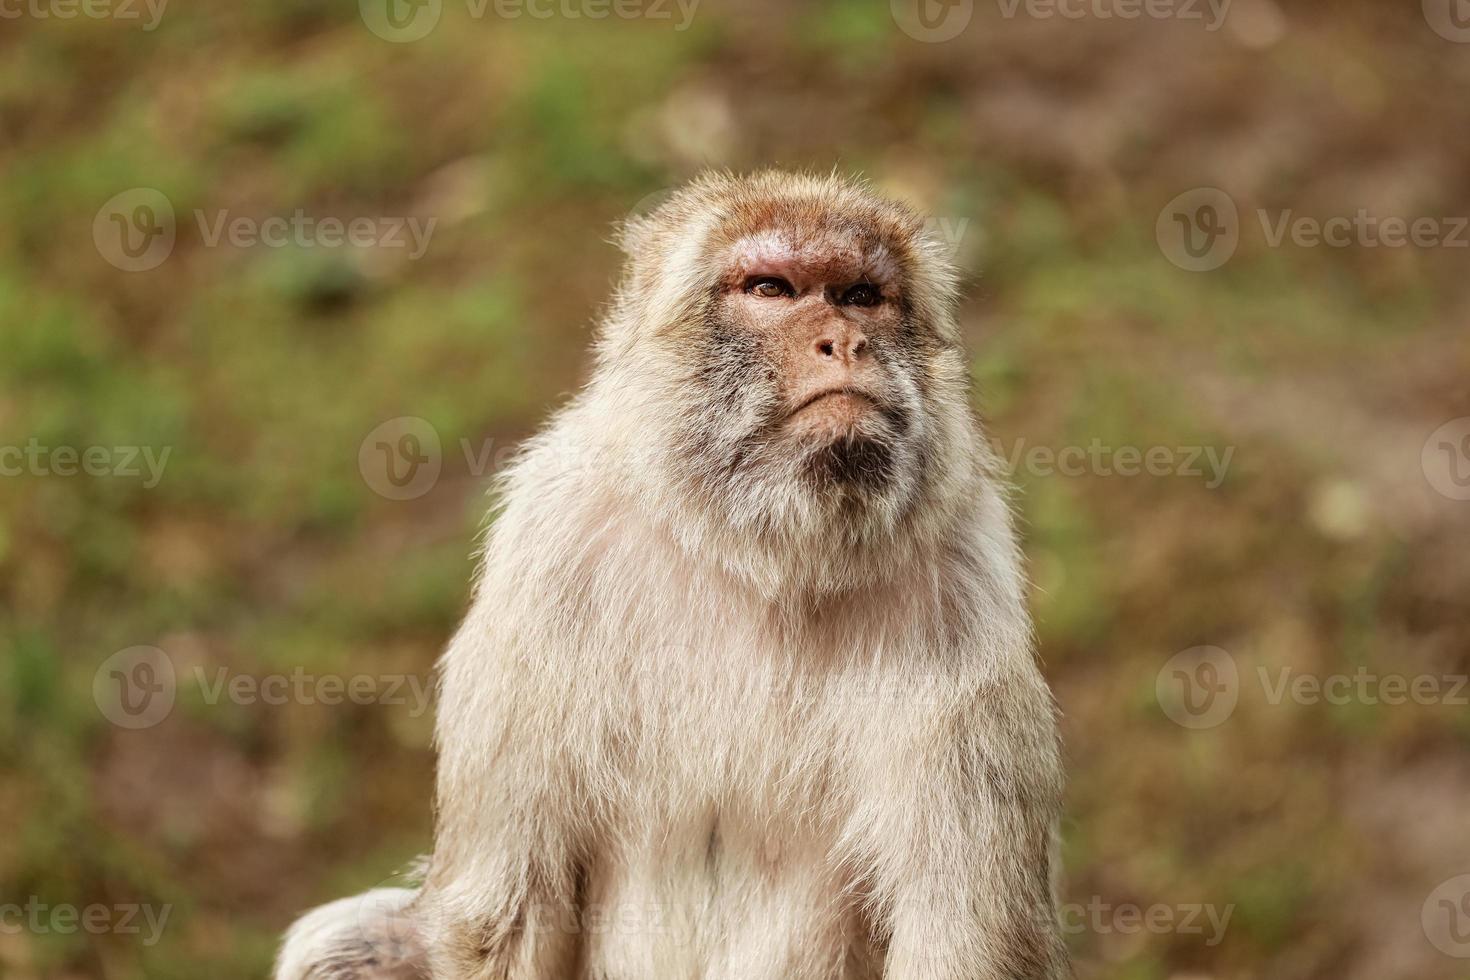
[868,676,1069,980]
[415,617,587,980]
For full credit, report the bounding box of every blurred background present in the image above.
[2,0,1469,977]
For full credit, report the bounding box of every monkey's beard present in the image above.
[675,375,926,549]
[801,432,897,494]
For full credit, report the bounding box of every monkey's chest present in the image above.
[577,805,881,980]
[566,641,889,975]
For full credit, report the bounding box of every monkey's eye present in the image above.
[745,276,795,299]
[841,283,882,307]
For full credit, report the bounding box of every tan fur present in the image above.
[276,171,1069,980]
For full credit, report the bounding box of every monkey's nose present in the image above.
[813,327,869,365]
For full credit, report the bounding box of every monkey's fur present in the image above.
[276,171,1068,980]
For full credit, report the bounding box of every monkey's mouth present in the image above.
[791,387,875,416]
[786,387,890,434]
[785,387,908,440]
[711,385,909,496]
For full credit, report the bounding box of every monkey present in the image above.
[275,171,1069,980]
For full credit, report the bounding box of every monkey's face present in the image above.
[672,217,942,541]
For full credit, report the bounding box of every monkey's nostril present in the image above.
[852,338,868,357]
[817,340,835,357]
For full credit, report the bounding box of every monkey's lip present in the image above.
[789,387,878,418]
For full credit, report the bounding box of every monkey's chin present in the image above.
[781,398,903,495]
[797,432,898,494]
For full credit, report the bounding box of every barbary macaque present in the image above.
[276,171,1069,979]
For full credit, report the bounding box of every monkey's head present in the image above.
[594,172,984,594]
